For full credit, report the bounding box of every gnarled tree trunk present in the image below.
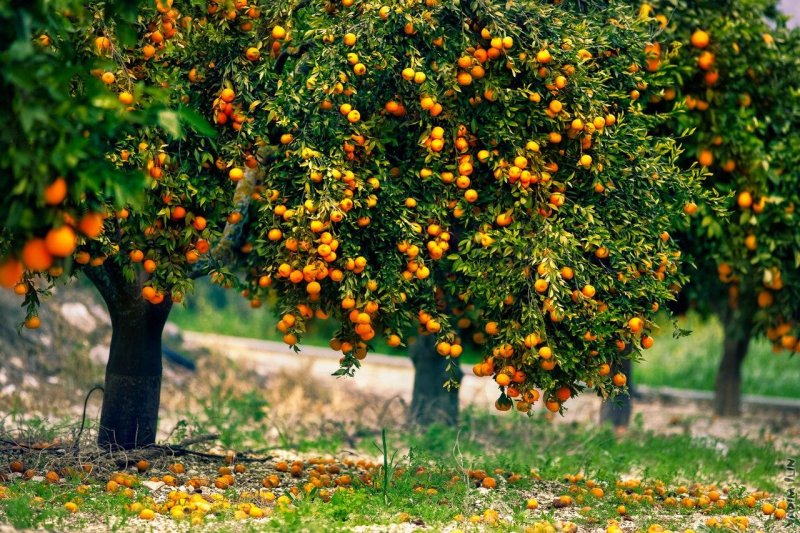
[85,262,172,449]
[714,309,752,417]
[409,334,463,426]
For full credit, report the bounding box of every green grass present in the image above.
[637,314,800,398]
[1,404,795,531]
[173,280,800,399]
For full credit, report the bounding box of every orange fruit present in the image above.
[78,213,105,238]
[22,239,53,271]
[456,71,473,86]
[757,290,773,308]
[0,258,24,288]
[536,49,552,63]
[44,178,67,205]
[142,286,156,301]
[192,216,207,231]
[272,26,286,40]
[737,191,752,209]
[220,88,235,103]
[612,373,627,387]
[245,47,260,61]
[538,346,552,359]
[691,29,710,49]
[118,91,134,105]
[555,387,571,402]
[45,226,77,257]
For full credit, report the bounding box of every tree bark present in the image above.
[409,334,463,426]
[599,356,633,428]
[85,262,172,449]
[713,310,752,417]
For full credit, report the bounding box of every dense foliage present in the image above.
[0,0,717,416]
[641,0,800,352]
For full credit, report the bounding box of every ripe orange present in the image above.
[78,212,105,238]
[272,26,286,40]
[45,226,77,257]
[612,373,627,387]
[44,177,67,205]
[737,191,752,209]
[25,316,41,329]
[229,167,244,181]
[691,29,710,49]
[555,387,571,402]
[757,290,773,308]
[536,49,552,63]
[457,71,473,86]
[0,258,24,288]
[245,47,260,61]
[220,88,235,103]
[142,286,156,301]
[697,51,715,70]
[628,317,643,333]
[538,346,552,359]
[581,285,596,298]
[22,239,53,271]
[118,91,134,105]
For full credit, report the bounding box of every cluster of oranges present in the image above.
[231,0,693,407]
[0,199,106,324]
[213,88,249,130]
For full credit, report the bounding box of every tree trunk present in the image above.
[713,311,752,417]
[409,334,463,426]
[85,262,172,449]
[600,356,633,429]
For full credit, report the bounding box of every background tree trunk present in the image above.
[409,334,463,426]
[599,356,633,429]
[714,310,752,417]
[85,262,172,449]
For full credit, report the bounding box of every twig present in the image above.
[74,385,104,451]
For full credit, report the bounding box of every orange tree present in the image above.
[639,0,800,415]
[0,0,709,448]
